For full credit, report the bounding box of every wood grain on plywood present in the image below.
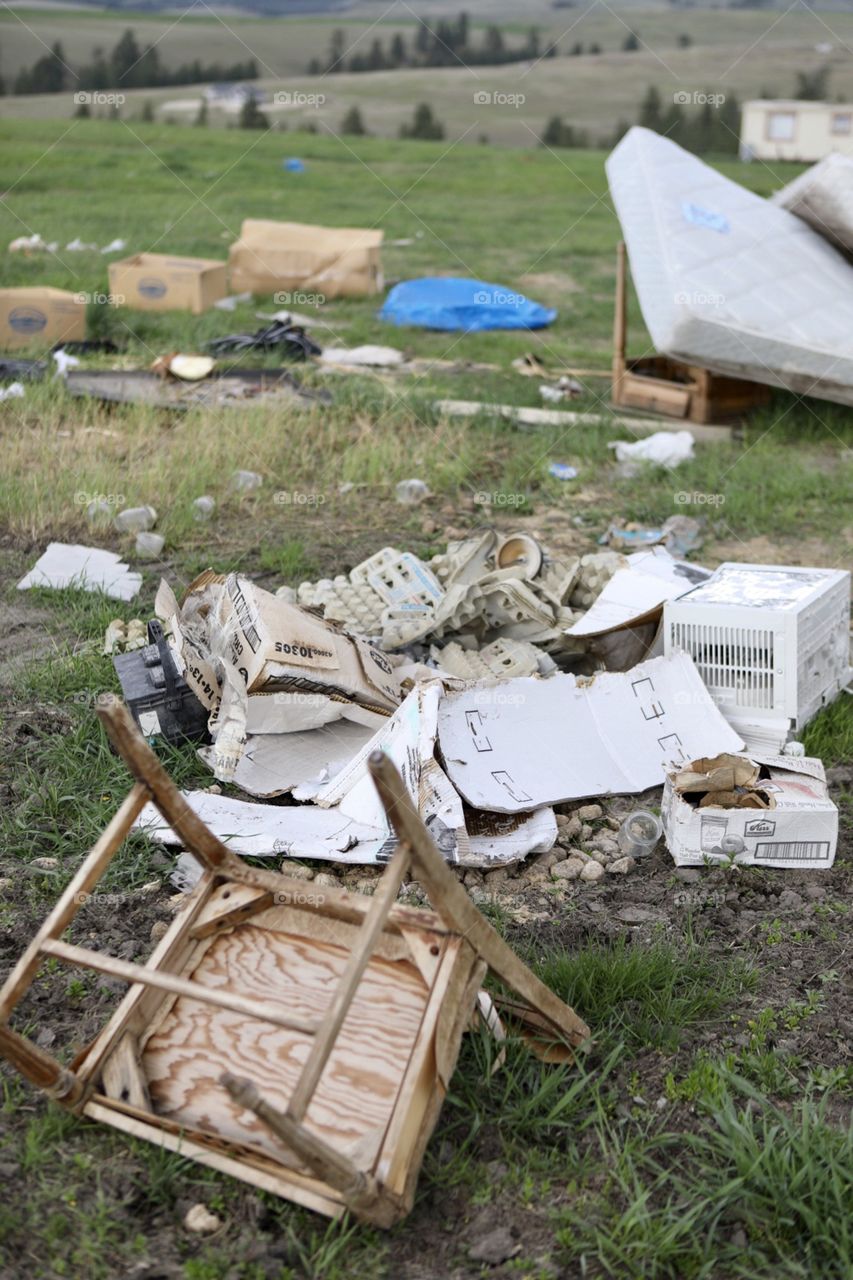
[142,924,430,1169]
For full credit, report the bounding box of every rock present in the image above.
[485,867,510,889]
[604,816,622,831]
[577,804,603,822]
[675,868,701,883]
[355,879,376,896]
[777,889,805,910]
[527,849,561,873]
[580,823,594,842]
[283,863,314,880]
[617,905,660,924]
[608,856,636,875]
[587,850,610,866]
[184,1204,222,1234]
[0,878,13,894]
[30,857,59,871]
[313,872,340,889]
[552,857,584,881]
[580,860,605,883]
[150,920,169,943]
[802,884,826,900]
[556,813,571,829]
[560,814,582,841]
[468,1227,520,1266]
[589,835,619,858]
[464,870,485,887]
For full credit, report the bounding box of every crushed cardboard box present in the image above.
[663,751,838,868]
[228,220,384,299]
[109,252,228,314]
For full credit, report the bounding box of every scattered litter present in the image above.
[86,499,112,523]
[608,430,694,469]
[664,562,851,751]
[395,478,431,506]
[662,514,703,557]
[206,318,321,359]
[283,157,306,173]
[100,238,126,255]
[0,357,46,382]
[8,234,57,254]
[115,505,157,534]
[663,751,839,867]
[17,543,142,601]
[0,381,25,402]
[153,353,215,381]
[135,531,165,559]
[184,1205,222,1235]
[213,291,252,311]
[229,219,384,298]
[617,810,662,859]
[192,495,215,520]
[782,740,805,757]
[568,547,707,638]
[114,620,210,745]
[52,348,79,376]
[229,469,262,494]
[540,376,583,403]
[548,462,577,481]
[318,344,404,368]
[65,368,324,411]
[437,651,743,813]
[65,237,98,252]
[380,277,556,331]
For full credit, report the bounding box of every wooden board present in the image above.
[141,923,431,1170]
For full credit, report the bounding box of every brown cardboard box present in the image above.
[0,287,86,350]
[228,219,383,299]
[109,253,228,314]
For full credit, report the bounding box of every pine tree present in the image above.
[400,102,445,140]
[623,32,639,51]
[238,94,268,129]
[340,105,367,135]
[194,98,208,127]
[390,33,406,66]
[639,85,663,132]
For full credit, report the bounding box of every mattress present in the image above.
[772,151,853,257]
[606,127,853,405]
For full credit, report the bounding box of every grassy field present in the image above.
[2,5,853,143]
[0,118,851,1279]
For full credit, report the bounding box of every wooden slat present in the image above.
[0,782,149,1021]
[287,842,411,1122]
[0,1024,83,1104]
[40,938,319,1036]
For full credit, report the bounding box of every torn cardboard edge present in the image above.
[437,651,744,813]
[663,752,838,868]
[17,543,142,602]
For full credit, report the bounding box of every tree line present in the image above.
[10,30,257,95]
[307,15,557,75]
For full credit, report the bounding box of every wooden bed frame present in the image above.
[0,697,590,1227]
[611,241,772,424]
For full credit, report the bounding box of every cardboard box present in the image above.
[228,219,384,298]
[0,287,86,350]
[109,253,228,314]
[662,753,838,868]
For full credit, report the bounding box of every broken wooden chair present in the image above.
[0,696,590,1227]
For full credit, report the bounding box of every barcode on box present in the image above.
[755,841,831,862]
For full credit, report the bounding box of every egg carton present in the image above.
[431,637,542,681]
[351,547,445,610]
[569,551,626,610]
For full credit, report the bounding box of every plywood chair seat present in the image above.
[0,697,590,1227]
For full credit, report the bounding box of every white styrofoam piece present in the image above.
[17,542,142,601]
[437,651,744,813]
[606,127,853,404]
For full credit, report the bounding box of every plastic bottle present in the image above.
[617,810,663,858]
[192,495,215,520]
[135,531,165,558]
[115,505,157,533]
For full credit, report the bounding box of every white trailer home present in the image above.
[740,99,853,162]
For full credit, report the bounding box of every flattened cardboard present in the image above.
[663,753,838,868]
[229,220,384,299]
[568,549,707,638]
[217,721,376,799]
[0,287,86,350]
[437,652,744,813]
[109,253,228,314]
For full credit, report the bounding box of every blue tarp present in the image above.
[379,277,556,332]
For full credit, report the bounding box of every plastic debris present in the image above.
[616,810,663,858]
[86,498,113,523]
[100,238,127,254]
[548,462,578,480]
[52,349,79,377]
[192,495,215,520]
[0,381,25,402]
[206,318,321,359]
[114,505,157,534]
[283,157,306,173]
[156,354,215,381]
[395,478,431,506]
[135,531,165,559]
[8,233,58,254]
[229,470,263,494]
[319,345,404,367]
[17,543,142,601]
[213,292,252,311]
[608,430,694,469]
[380,277,556,332]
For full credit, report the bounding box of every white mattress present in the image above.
[606,127,853,405]
[773,151,853,256]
